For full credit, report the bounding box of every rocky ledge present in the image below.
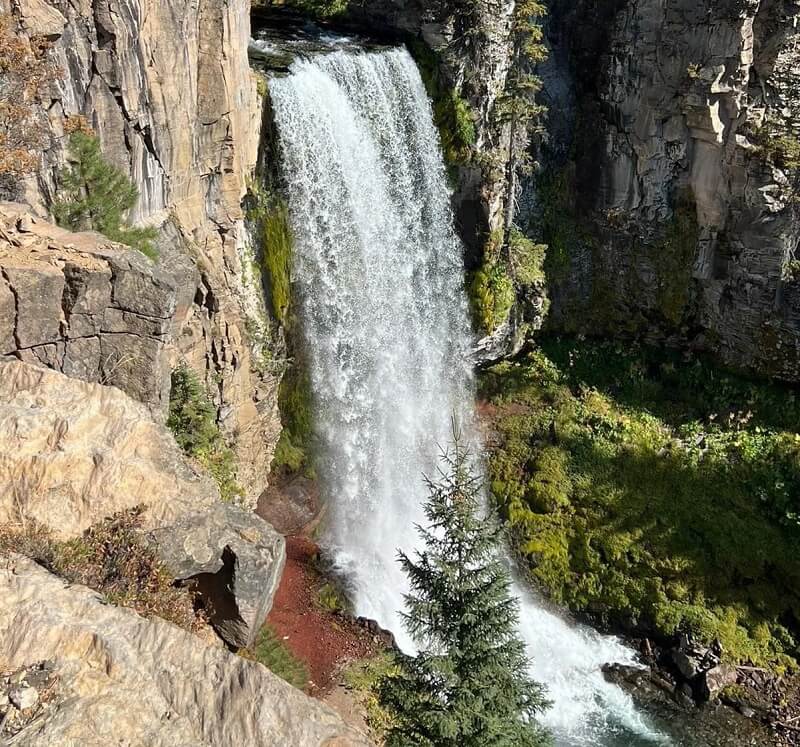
[0,555,369,746]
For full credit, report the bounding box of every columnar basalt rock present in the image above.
[531,0,800,380]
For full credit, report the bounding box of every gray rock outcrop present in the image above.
[528,0,800,379]
[0,203,175,411]
[0,555,370,746]
[151,503,287,649]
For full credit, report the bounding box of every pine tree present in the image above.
[380,426,551,747]
[53,131,157,259]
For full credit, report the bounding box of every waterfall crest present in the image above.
[269,47,666,746]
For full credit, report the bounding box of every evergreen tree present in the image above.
[380,427,551,747]
[53,131,157,259]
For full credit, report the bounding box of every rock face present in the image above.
[0,358,217,537]
[151,503,286,648]
[6,0,281,504]
[0,555,370,746]
[529,0,800,380]
[0,203,175,411]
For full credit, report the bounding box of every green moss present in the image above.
[509,226,548,286]
[241,624,309,691]
[654,191,699,325]
[167,364,244,503]
[408,40,476,166]
[469,230,514,334]
[247,183,293,324]
[271,356,315,477]
[480,337,800,667]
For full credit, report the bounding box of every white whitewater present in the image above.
[269,46,667,746]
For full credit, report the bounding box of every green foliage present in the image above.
[167,364,243,503]
[470,230,514,334]
[343,653,401,740]
[379,432,551,747]
[537,167,583,282]
[53,132,157,259]
[509,226,548,286]
[480,338,800,667]
[316,581,348,613]
[248,183,293,324]
[271,358,314,476]
[764,135,800,171]
[241,625,309,691]
[654,191,699,325]
[409,41,476,166]
[0,509,198,630]
[259,0,348,18]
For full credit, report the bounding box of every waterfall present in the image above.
[269,46,666,746]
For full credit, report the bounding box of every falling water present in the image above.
[269,46,667,746]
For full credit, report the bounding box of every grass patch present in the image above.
[0,509,199,630]
[241,624,310,691]
[167,363,244,503]
[480,337,800,669]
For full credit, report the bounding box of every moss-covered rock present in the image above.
[480,337,800,669]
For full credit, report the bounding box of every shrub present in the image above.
[167,364,244,503]
[480,337,800,667]
[241,625,309,691]
[0,509,198,630]
[0,13,55,191]
[343,653,400,740]
[509,226,548,286]
[53,131,157,259]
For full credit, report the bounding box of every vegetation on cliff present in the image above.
[240,624,310,690]
[0,509,199,631]
[53,128,158,259]
[168,364,243,503]
[0,13,54,193]
[480,338,800,670]
[247,181,293,324]
[379,433,551,746]
[410,40,476,168]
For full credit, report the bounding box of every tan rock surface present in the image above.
[0,358,217,538]
[0,555,371,746]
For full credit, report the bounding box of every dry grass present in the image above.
[0,508,200,631]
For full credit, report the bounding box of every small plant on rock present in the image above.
[53,130,158,259]
[240,624,310,691]
[167,363,244,503]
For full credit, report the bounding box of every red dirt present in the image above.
[266,535,379,695]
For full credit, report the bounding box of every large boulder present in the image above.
[0,555,370,746]
[0,203,176,412]
[150,503,286,649]
[0,358,217,537]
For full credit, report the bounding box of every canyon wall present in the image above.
[6,0,279,501]
[528,0,800,380]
